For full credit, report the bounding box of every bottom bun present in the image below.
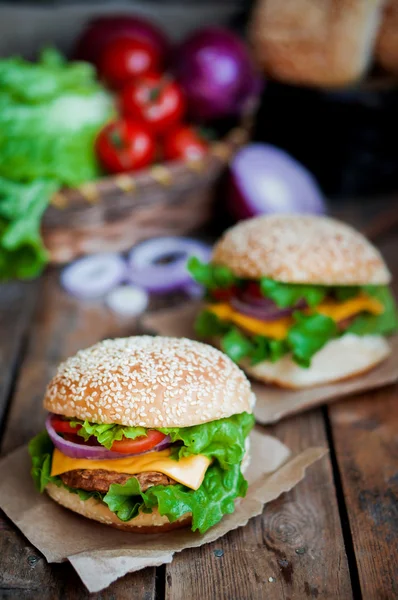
[46,483,192,533]
[224,334,390,390]
[46,441,251,533]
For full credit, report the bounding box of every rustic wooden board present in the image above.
[0,271,156,598]
[328,231,398,599]
[165,409,353,600]
[0,281,38,429]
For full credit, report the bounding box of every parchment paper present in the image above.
[0,429,325,593]
[142,302,398,424]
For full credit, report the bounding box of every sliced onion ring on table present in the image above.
[45,415,170,459]
[61,254,127,299]
[105,284,149,317]
[127,237,212,293]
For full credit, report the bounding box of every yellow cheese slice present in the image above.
[315,294,384,321]
[207,294,384,341]
[208,302,291,340]
[51,448,211,491]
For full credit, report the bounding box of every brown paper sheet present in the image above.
[141,302,398,424]
[0,429,325,593]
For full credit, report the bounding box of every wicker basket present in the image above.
[42,117,252,264]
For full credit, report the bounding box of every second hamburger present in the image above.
[189,214,397,388]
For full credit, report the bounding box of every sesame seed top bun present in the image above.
[212,215,391,285]
[44,336,255,428]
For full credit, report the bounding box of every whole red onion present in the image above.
[174,27,260,121]
[73,15,171,67]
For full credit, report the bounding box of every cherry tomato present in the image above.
[121,73,185,134]
[96,119,156,174]
[163,124,209,162]
[98,37,161,88]
[51,416,81,435]
[111,430,167,454]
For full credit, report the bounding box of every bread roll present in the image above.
[376,1,398,74]
[248,0,384,87]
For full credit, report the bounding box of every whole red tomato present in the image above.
[121,73,185,134]
[96,119,156,174]
[99,37,161,88]
[164,125,209,161]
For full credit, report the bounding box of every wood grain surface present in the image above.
[165,411,352,600]
[327,230,398,600]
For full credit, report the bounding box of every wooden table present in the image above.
[0,202,397,599]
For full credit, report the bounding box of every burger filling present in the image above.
[29,411,254,533]
[188,257,398,368]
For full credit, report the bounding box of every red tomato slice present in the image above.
[244,282,263,299]
[111,430,166,454]
[51,417,81,435]
[211,286,238,302]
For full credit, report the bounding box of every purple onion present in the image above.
[230,296,294,321]
[174,27,260,121]
[128,237,212,293]
[229,144,327,220]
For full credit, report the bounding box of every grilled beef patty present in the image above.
[60,469,176,493]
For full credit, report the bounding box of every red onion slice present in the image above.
[127,237,212,293]
[230,295,307,321]
[45,415,170,460]
[61,254,127,299]
[230,296,293,321]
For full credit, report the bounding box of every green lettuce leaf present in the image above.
[194,309,229,337]
[28,430,61,493]
[260,277,327,308]
[347,286,398,336]
[70,420,147,450]
[0,48,100,104]
[220,328,255,363]
[0,177,58,280]
[69,412,254,469]
[287,312,338,367]
[187,257,238,290]
[103,461,248,533]
[160,412,254,469]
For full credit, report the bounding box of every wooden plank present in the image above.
[0,515,156,600]
[165,409,352,600]
[0,270,156,599]
[328,230,398,599]
[0,281,38,429]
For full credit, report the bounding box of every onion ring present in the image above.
[127,237,211,293]
[61,254,127,299]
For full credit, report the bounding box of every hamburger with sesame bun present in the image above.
[29,336,255,533]
[188,214,398,389]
